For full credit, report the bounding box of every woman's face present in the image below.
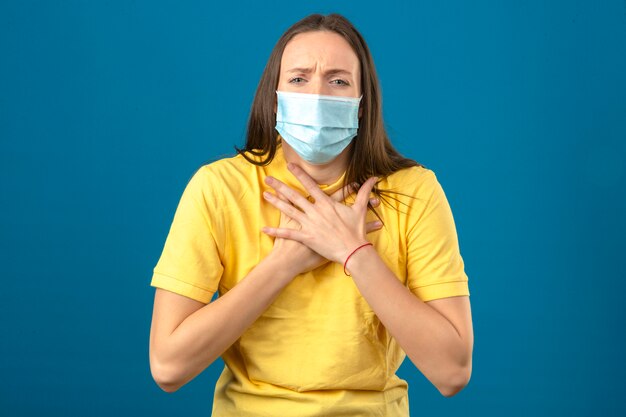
[277,30,361,98]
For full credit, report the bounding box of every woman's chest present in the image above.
[216,199,408,294]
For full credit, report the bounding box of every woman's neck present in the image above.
[281,141,352,185]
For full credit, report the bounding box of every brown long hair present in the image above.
[236,13,423,205]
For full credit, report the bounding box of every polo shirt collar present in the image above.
[260,138,348,198]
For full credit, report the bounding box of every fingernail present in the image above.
[263,191,271,199]
[375,221,382,227]
[265,176,274,185]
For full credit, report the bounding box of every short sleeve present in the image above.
[405,170,470,302]
[150,166,224,304]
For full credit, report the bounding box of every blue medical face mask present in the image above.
[275,90,362,165]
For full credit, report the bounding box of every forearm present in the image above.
[346,246,471,395]
[157,255,295,391]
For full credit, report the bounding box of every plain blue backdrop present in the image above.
[1,0,625,416]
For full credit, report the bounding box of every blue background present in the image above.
[1,0,625,415]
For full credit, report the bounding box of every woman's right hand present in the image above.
[264,184,383,277]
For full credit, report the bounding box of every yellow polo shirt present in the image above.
[150,142,470,416]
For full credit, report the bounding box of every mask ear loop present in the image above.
[358,95,363,118]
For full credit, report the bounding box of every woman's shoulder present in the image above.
[383,164,439,195]
[380,165,455,223]
[194,152,261,181]
[182,153,261,209]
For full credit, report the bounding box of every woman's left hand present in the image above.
[262,162,380,265]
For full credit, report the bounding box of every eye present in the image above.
[289,77,306,84]
[330,79,350,86]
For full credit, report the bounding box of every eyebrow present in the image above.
[286,67,353,77]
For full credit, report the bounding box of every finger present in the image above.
[275,190,290,203]
[354,176,379,209]
[263,191,306,223]
[261,225,307,242]
[369,197,380,208]
[287,163,330,203]
[265,176,312,212]
[365,220,383,233]
[329,186,380,206]
[329,183,356,203]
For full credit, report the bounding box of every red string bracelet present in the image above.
[343,242,373,276]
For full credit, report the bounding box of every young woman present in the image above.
[149,13,473,417]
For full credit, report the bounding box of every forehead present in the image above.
[281,31,360,72]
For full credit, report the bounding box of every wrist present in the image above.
[336,237,368,263]
[342,242,374,276]
[261,252,300,283]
